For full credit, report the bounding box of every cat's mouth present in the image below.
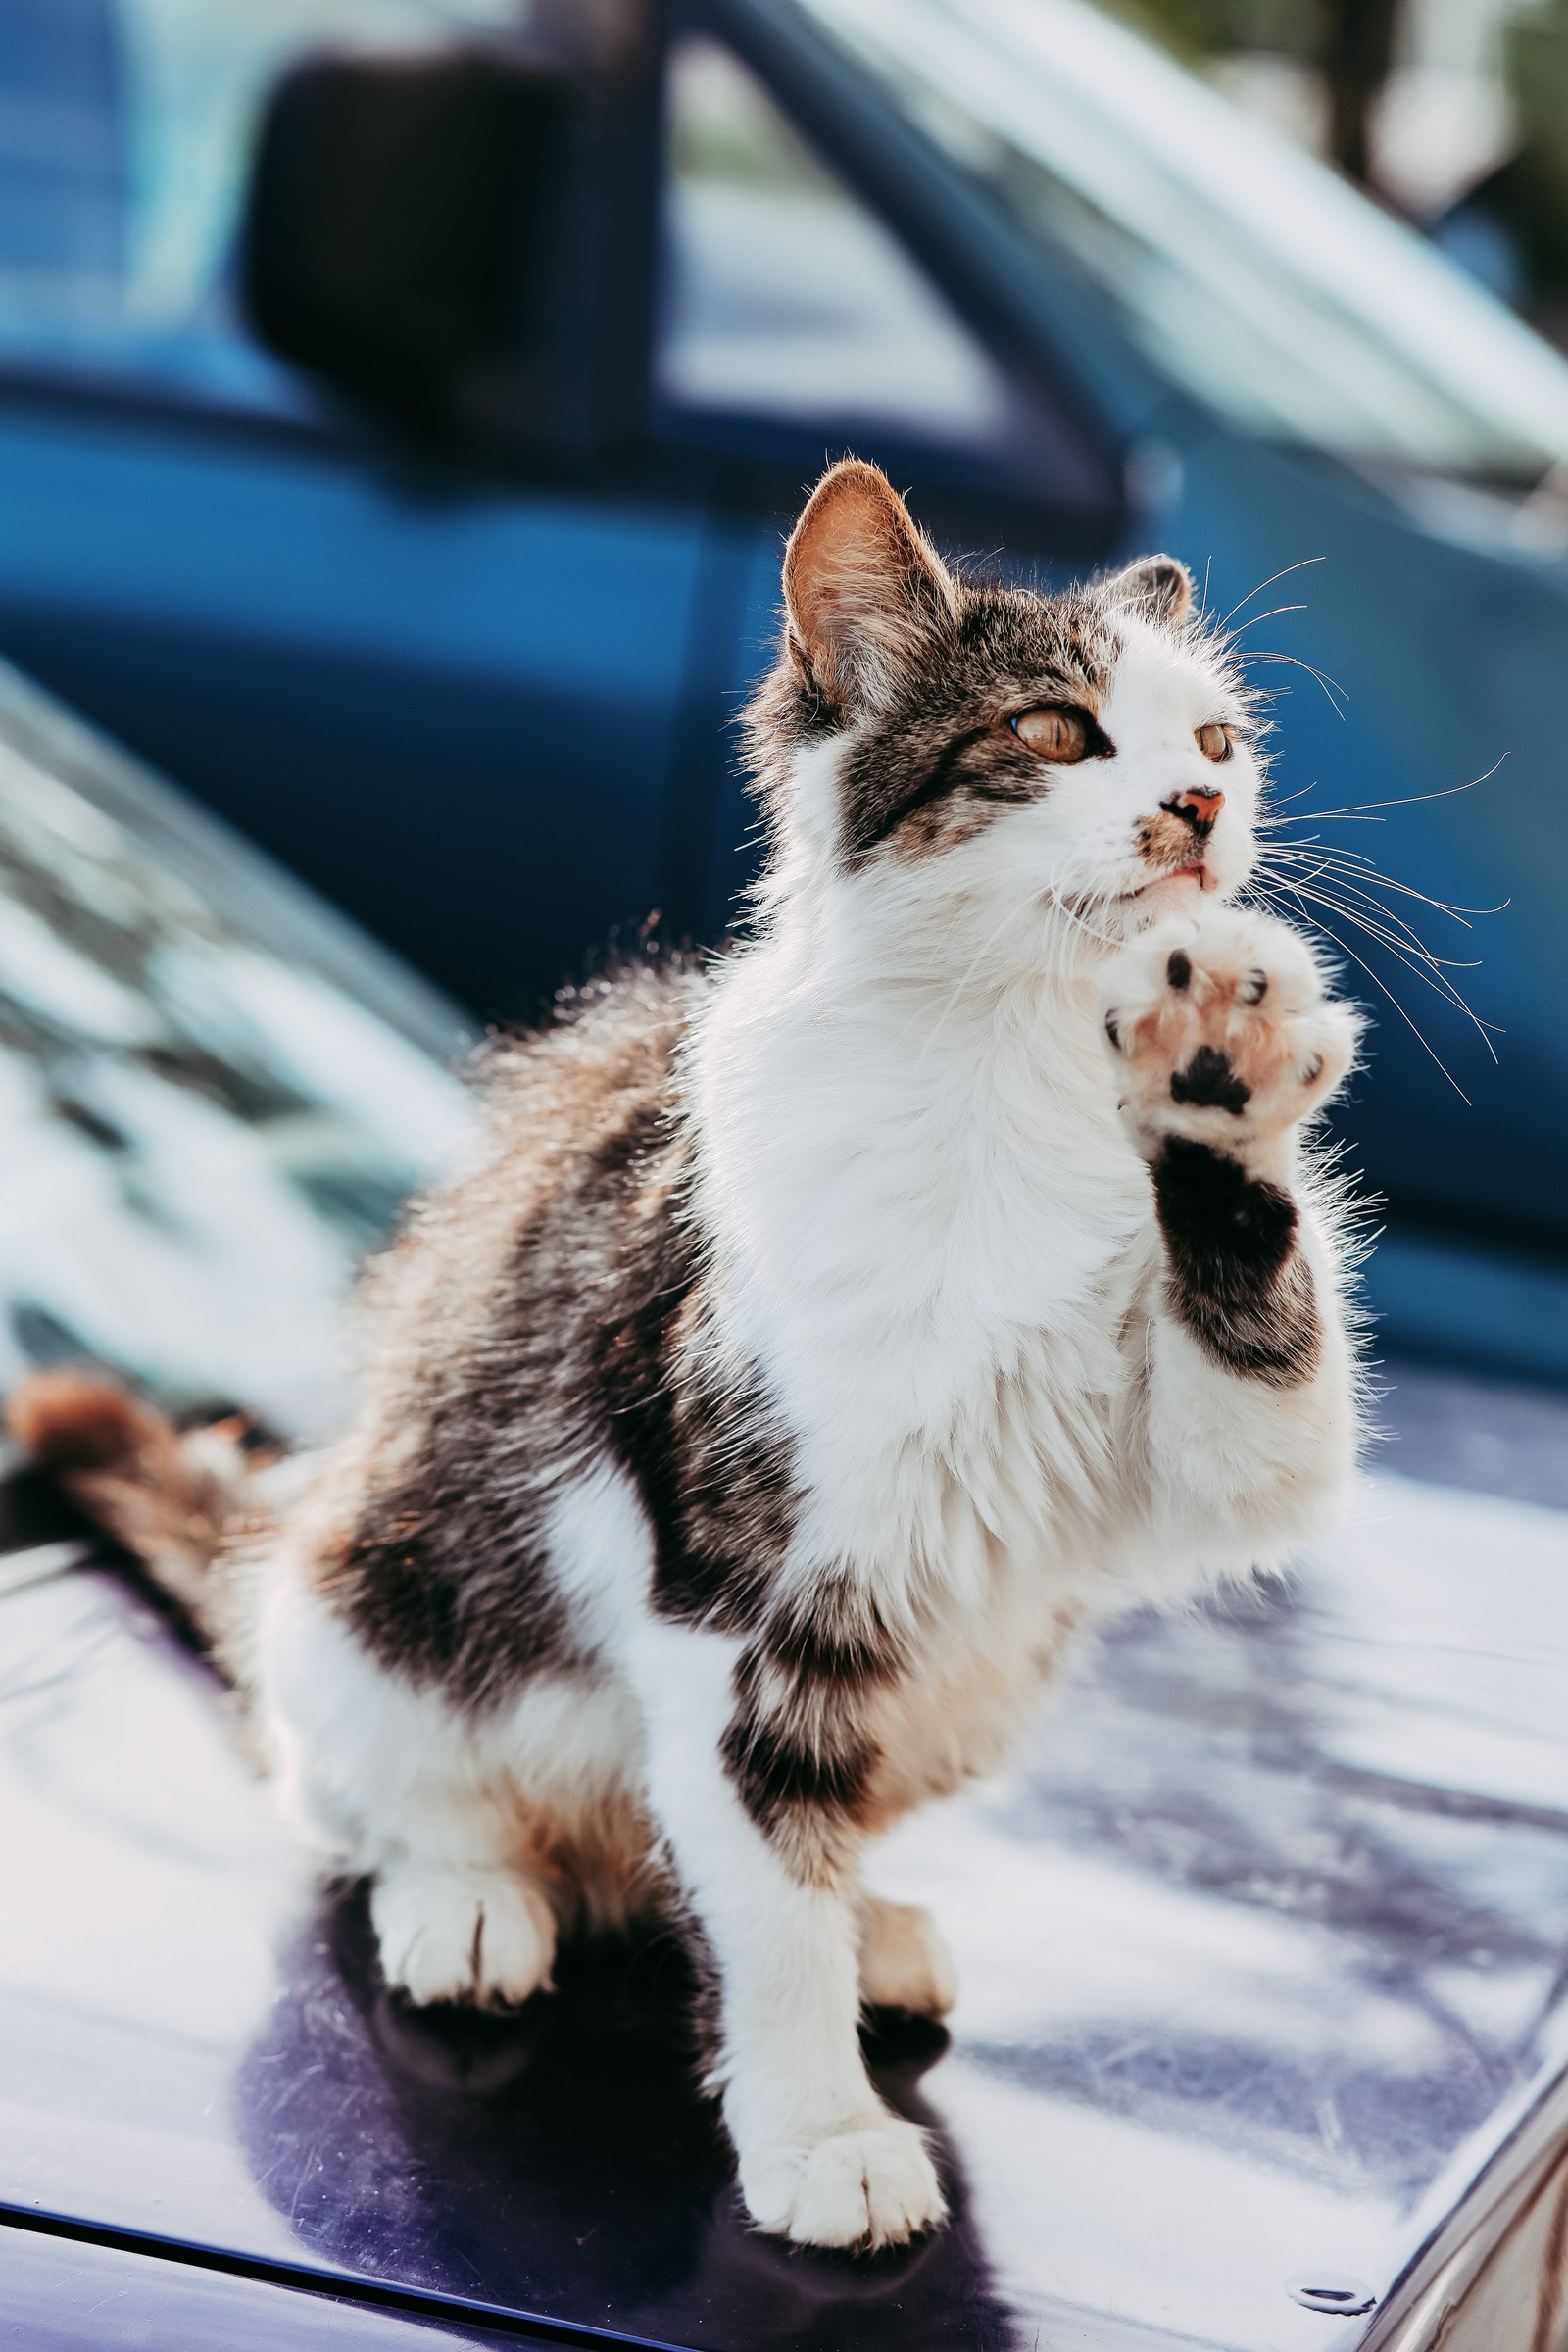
[1125,860,1208,901]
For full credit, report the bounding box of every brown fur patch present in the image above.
[279,960,804,1725]
[9,1372,233,1610]
[10,1370,167,1473]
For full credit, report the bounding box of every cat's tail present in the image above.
[7,1370,261,1644]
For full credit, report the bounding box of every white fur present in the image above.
[255,601,1361,2250]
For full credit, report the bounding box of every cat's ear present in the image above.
[783,460,957,713]
[1103,553,1194,631]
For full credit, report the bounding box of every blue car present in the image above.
[1,0,1568,1388]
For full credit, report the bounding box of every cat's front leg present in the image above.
[626,1617,946,2250]
[1100,907,1363,1544]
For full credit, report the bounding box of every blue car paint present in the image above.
[1161,430,1568,1236]
[0,400,717,1017]
[0,2222,533,2352]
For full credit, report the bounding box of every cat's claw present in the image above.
[740,2116,946,2249]
[1100,907,1360,1158]
[371,1863,557,2008]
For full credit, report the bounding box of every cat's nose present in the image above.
[1162,786,1223,835]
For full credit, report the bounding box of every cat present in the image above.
[13,457,1364,2253]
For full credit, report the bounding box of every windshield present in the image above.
[0,662,470,1441]
[803,0,1568,480]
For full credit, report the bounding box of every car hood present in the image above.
[4,1445,1568,2351]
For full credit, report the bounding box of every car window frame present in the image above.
[0,0,1129,562]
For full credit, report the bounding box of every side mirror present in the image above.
[240,35,652,455]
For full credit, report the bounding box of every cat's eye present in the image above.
[1196,722,1235,763]
[1013,706,1091,763]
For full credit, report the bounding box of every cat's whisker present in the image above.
[1236,649,1347,717]
[1282,876,1499,1061]
[1227,603,1309,637]
[1265,757,1507,825]
[1296,894,1496,1036]
[1046,871,1124,957]
[1265,778,1328,810]
[1259,853,1502,956]
[1271,864,1486,992]
[1215,554,1325,631]
[1256,853,1488,960]
[1259,877,1475,1102]
[1261,842,1505,924]
[1250,847,1500,1039]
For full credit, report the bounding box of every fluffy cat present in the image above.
[14,458,1364,2253]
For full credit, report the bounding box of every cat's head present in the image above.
[746,459,1263,977]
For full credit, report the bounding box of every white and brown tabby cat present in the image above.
[15,458,1364,2253]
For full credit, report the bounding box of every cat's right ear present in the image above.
[783,460,957,716]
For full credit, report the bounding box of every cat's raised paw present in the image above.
[741,2116,946,2249]
[859,1895,957,2018]
[371,1862,557,2009]
[1100,908,1359,1157]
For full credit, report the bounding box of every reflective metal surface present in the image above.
[0,2224,529,2352]
[1361,2057,1568,2350]
[5,1386,1568,2349]
[0,656,469,1439]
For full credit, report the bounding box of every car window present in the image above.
[804,0,1568,481]
[654,31,1102,504]
[0,0,514,410]
[657,34,1021,452]
[0,661,472,1440]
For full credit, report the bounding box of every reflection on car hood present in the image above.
[2,1458,1567,2349]
[0,660,472,1438]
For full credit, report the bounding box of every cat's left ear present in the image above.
[1104,553,1194,631]
[783,459,958,714]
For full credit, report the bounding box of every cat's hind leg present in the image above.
[260,1567,642,2009]
[371,1860,557,2009]
[858,1894,956,2020]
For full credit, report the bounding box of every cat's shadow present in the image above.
[236,1882,1017,2348]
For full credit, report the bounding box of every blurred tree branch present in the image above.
[1322,0,1400,184]
[1116,0,1407,189]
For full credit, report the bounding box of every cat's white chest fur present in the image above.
[689,909,1151,1624]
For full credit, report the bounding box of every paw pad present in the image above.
[1098,910,1360,1151]
[1170,1045,1250,1114]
